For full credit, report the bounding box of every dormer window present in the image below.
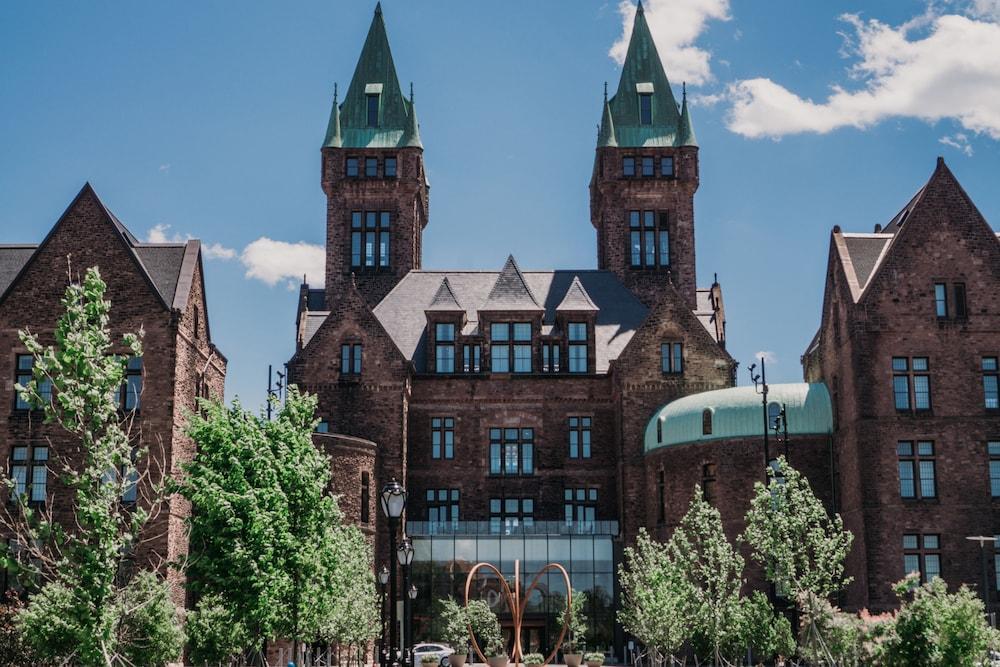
[435,323,455,373]
[568,322,588,373]
[639,93,653,125]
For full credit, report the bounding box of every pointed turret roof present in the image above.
[604,1,682,147]
[426,277,463,311]
[481,256,543,311]
[322,85,343,148]
[677,83,697,147]
[556,276,600,312]
[330,4,419,148]
[597,84,618,148]
[401,84,423,149]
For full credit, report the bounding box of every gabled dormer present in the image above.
[425,277,466,374]
[480,256,544,374]
[322,3,429,308]
[554,276,600,374]
[590,0,699,309]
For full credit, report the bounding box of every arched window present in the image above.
[702,408,713,435]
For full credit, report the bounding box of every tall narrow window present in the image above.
[350,211,391,269]
[366,94,379,127]
[513,322,532,373]
[629,210,669,268]
[341,344,362,375]
[14,355,51,410]
[346,157,359,177]
[491,323,511,373]
[989,441,1000,497]
[641,156,654,177]
[463,344,482,373]
[702,409,713,435]
[542,342,561,372]
[623,157,635,177]
[568,416,592,459]
[361,472,370,524]
[983,357,998,410]
[897,441,936,499]
[435,323,455,373]
[702,463,717,503]
[384,157,397,178]
[660,156,674,177]
[954,283,967,319]
[639,93,652,125]
[568,323,588,373]
[431,417,455,459]
[10,445,47,504]
[934,283,948,318]
[903,534,941,583]
[364,157,378,178]
[661,343,683,374]
[657,470,666,523]
[893,357,930,411]
[489,428,533,476]
[122,356,142,411]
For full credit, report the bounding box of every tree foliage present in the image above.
[563,589,589,653]
[7,266,182,666]
[467,599,504,658]
[437,598,470,654]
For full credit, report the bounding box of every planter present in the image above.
[449,654,468,667]
[488,656,509,667]
[586,662,604,667]
[564,654,583,667]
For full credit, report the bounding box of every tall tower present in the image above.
[322,3,429,307]
[590,1,699,309]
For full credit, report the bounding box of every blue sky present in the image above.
[2,1,998,407]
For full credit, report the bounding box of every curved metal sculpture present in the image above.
[464,560,572,667]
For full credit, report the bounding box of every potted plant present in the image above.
[438,598,470,667]
[523,653,544,665]
[422,656,441,667]
[584,652,605,667]
[561,590,588,667]
[468,600,506,667]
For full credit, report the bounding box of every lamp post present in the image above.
[408,584,418,667]
[748,358,770,477]
[381,480,407,667]
[398,536,415,667]
[378,565,390,667]
[966,535,994,612]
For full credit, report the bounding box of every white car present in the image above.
[412,643,455,667]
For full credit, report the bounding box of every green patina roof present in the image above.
[324,3,421,149]
[644,383,833,453]
[602,1,695,148]
[677,85,697,147]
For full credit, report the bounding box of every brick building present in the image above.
[288,3,732,654]
[0,183,227,600]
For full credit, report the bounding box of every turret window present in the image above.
[623,157,635,177]
[346,157,360,177]
[365,157,378,177]
[350,211,391,269]
[641,156,654,177]
[629,210,670,268]
[366,93,379,127]
[385,157,397,177]
[639,93,653,125]
[661,157,674,177]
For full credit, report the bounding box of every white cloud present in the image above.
[725,11,1000,140]
[939,132,975,155]
[240,237,324,289]
[969,0,1000,21]
[755,350,778,365]
[145,224,236,261]
[158,163,171,173]
[609,0,730,86]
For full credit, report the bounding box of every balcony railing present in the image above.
[406,520,619,537]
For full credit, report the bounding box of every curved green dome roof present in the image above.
[645,383,832,453]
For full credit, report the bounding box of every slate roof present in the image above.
[694,288,723,339]
[556,276,599,311]
[482,256,544,311]
[426,277,464,311]
[0,246,36,297]
[135,245,188,306]
[367,270,649,373]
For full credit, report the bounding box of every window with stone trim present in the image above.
[427,488,459,525]
[462,343,482,373]
[892,357,930,411]
[988,441,1000,497]
[489,427,534,476]
[384,157,397,178]
[934,283,948,318]
[897,441,936,499]
[568,416,592,459]
[661,343,683,374]
[542,342,561,372]
[365,157,378,178]
[568,323,588,373]
[623,157,635,177]
[490,322,531,373]
[629,210,670,269]
[346,157,359,177]
[933,282,968,319]
[361,472,370,524]
[340,343,362,375]
[564,487,598,527]
[14,355,51,410]
[431,417,455,460]
[903,533,941,583]
[10,444,47,504]
[435,323,455,373]
[350,211,391,269]
[983,357,998,410]
[490,497,533,533]
[660,156,674,177]
[641,156,655,177]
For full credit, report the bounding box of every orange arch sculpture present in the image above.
[464,560,572,667]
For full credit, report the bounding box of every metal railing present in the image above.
[406,520,620,536]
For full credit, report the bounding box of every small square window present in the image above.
[892,357,909,372]
[912,357,929,372]
[984,357,998,372]
[623,157,635,177]
[385,157,397,177]
[903,534,918,550]
[923,534,939,549]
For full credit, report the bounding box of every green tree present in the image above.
[563,589,589,653]
[668,487,745,664]
[466,599,504,658]
[617,529,692,661]
[735,592,795,665]
[437,598,470,655]
[881,575,993,667]
[741,457,853,661]
[5,267,182,666]
[321,522,379,657]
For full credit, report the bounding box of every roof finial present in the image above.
[636,0,645,14]
[410,81,414,103]
[333,82,338,104]
[682,81,687,100]
[374,1,382,16]
[603,81,608,103]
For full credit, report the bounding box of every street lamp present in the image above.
[378,566,390,667]
[748,358,770,477]
[408,584,418,667]
[966,535,994,612]
[381,480,407,667]
[398,536,415,667]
